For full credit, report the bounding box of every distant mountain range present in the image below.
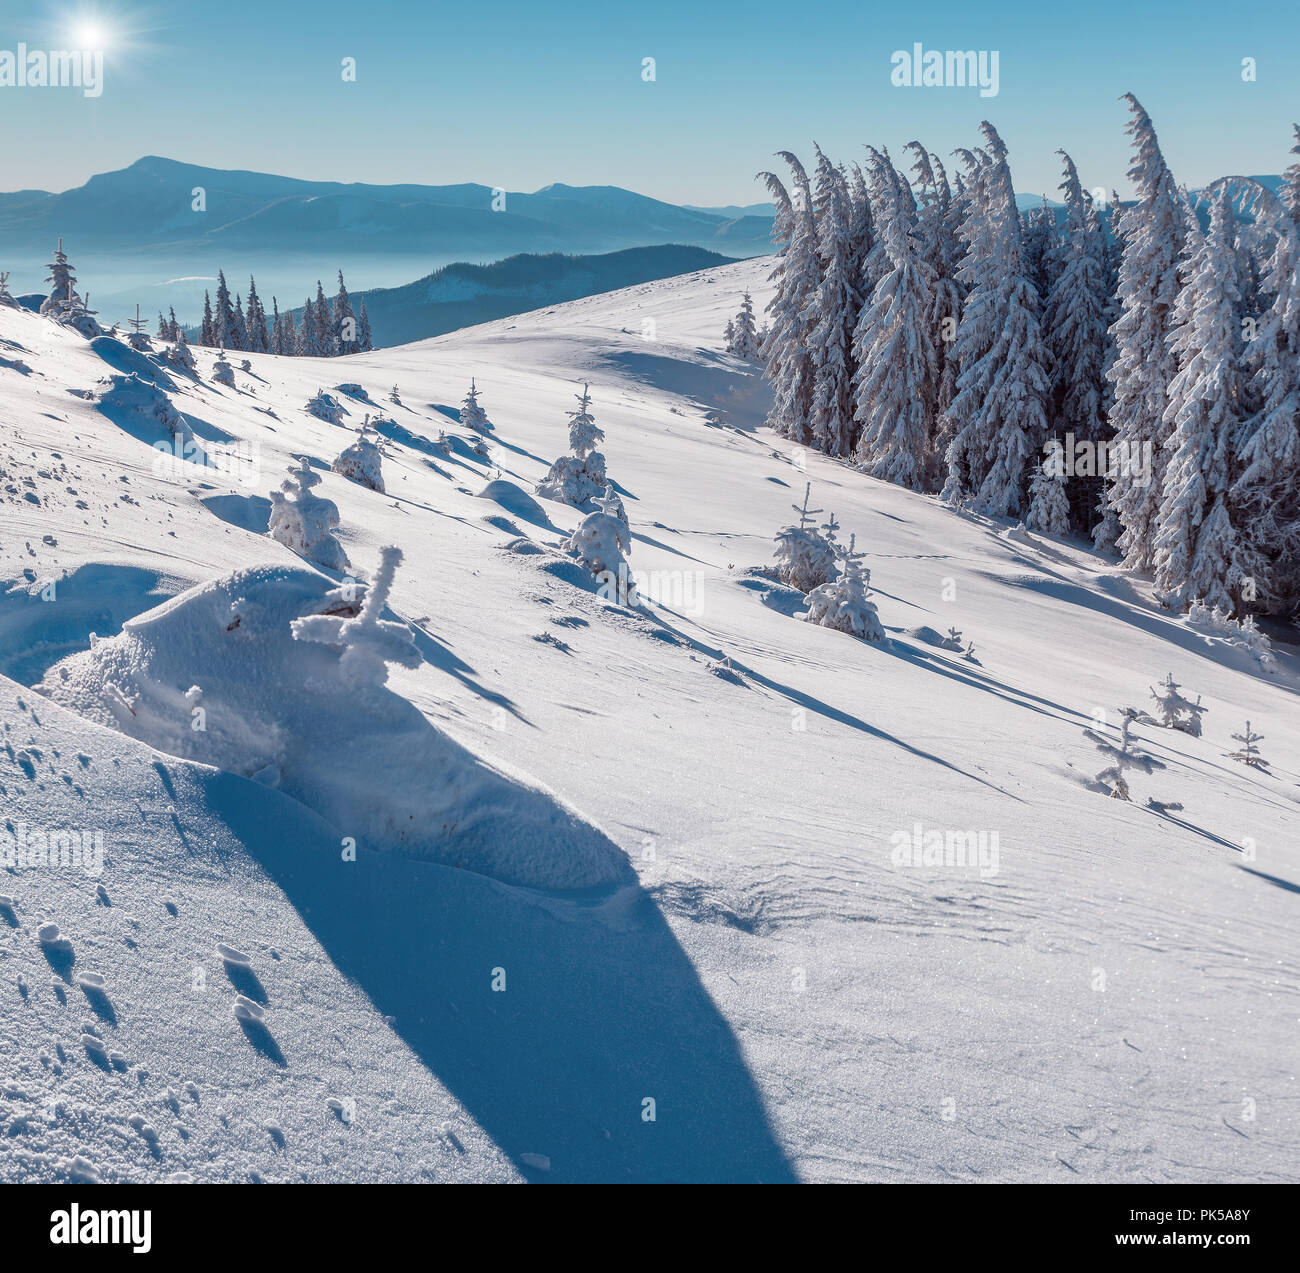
[0,157,777,326]
[286,245,735,349]
[0,156,776,260]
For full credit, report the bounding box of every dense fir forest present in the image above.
[757,95,1300,620]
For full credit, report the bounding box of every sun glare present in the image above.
[73,22,108,48]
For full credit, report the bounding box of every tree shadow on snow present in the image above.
[1237,865,1300,895]
[994,573,1297,695]
[205,773,797,1183]
[598,350,771,434]
[646,606,1013,800]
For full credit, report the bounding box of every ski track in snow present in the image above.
[1,259,1298,1182]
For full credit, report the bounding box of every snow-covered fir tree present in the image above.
[199,291,215,347]
[297,296,321,357]
[1026,448,1072,537]
[1278,123,1300,225]
[358,300,373,353]
[852,150,937,490]
[40,238,83,318]
[332,427,385,493]
[906,145,963,483]
[807,146,863,456]
[1020,198,1058,301]
[1104,95,1187,570]
[268,456,348,571]
[1227,177,1300,615]
[1151,189,1246,612]
[759,154,820,444]
[334,271,357,355]
[1044,152,1111,530]
[565,382,602,457]
[316,282,335,356]
[234,294,248,351]
[566,486,632,597]
[1224,721,1268,769]
[211,347,236,387]
[459,379,491,432]
[269,298,283,354]
[537,383,608,506]
[1148,672,1205,736]
[279,305,297,357]
[245,276,269,354]
[165,325,196,371]
[803,533,886,642]
[726,292,761,359]
[1084,715,1161,801]
[773,483,839,592]
[941,125,1051,517]
[845,163,877,301]
[215,271,241,351]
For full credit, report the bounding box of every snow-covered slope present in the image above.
[1,258,1297,1183]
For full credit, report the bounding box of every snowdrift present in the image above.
[38,564,630,891]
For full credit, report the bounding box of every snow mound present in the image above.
[476,479,553,529]
[905,625,964,651]
[37,564,630,891]
[89,336,176,389]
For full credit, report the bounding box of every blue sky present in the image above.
[2,0,1298,203]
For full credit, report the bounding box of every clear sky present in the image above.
[2,0,1298,204]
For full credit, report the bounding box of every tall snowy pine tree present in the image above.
[1103,95,1187,570]
[1151,189,1246,611]
[941,125,1051,518]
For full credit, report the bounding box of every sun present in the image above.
[73,20,109,48]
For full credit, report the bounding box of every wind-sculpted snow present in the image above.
[38,565,631,891]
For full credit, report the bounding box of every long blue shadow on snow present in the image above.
[993,572,1297,695]
[205,771,797,1183]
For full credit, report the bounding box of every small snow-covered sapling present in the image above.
[774,483,837,593]
[803,533,885,642]
[291,545,421,687]
[268,455,348,571]
[1225,721,1268,769]
[460,379,490,432]
[1083,715,1163,801]
[1148,672,1206,736]
[566,486,632,597]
